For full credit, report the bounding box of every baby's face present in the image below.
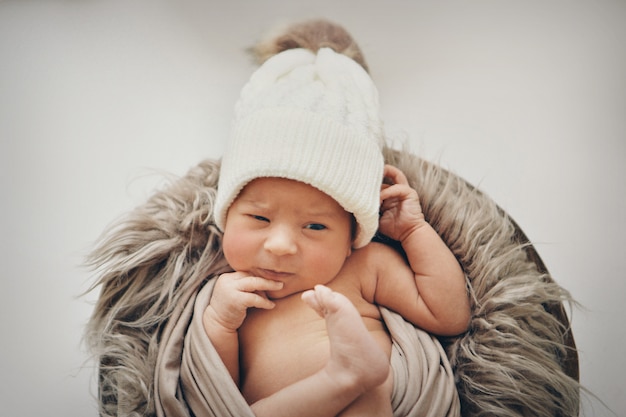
[222,177,353,299]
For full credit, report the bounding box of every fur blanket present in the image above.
[85,147,580,416]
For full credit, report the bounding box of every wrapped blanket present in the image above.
[85,150,580,417]
[154,277,460,417]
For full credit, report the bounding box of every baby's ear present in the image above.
[349,215,358,246]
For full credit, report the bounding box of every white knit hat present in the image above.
[215,47,384,248]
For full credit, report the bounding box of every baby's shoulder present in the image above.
[339,241,409,302]
[350,241,406,267]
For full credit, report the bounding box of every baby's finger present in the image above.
[237,276,284,293]
[383,164,409,186]
[379,182,415,203]
[242,291,276,310]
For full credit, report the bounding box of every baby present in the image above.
[203,21,470,417]
[205,166,469,417]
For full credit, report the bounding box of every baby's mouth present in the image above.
[257,268,294,281]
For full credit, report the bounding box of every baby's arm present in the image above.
[377,165,470,336]
[250,285,389,417]
[202,272,283,384]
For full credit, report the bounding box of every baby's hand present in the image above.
[205,271,283,332]
[379,164,425,242]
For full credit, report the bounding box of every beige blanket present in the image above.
[155,278,460,417]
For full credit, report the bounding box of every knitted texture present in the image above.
[214,47,384,247]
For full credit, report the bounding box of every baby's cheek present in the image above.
[222,233,248,269]
[310,251,346,283]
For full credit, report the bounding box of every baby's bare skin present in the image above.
[240,251,394,417]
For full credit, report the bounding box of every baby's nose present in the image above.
[264,226,297,256]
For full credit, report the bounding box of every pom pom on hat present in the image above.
[215,47,384,248]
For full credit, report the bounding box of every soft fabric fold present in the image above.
[155,277,460,417]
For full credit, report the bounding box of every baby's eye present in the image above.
[306,223,327,231]
[251,215,270,222]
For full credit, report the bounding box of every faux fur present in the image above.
[85,161,230,416]
[384,148,579,417]
[85,148,580,417]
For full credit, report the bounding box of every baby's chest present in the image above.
[240,293,329,358]
[239,296,330,401]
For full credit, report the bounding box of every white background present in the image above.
[1,1,624,416]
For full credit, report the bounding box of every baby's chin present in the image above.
[265,288,304,301]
